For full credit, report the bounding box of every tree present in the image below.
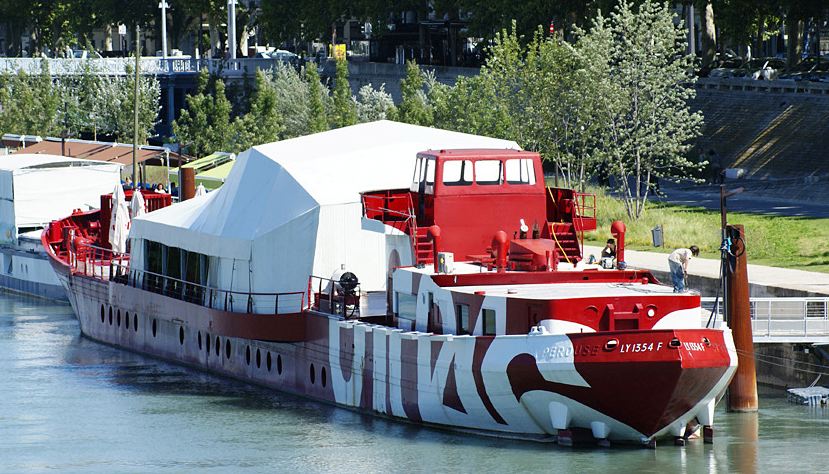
[233,70,284,150]
[397,60,433,127]
[305,62,329,134]
[270,62,312,139]
[330,58,357,128]
[356,84,396,122]
[0,60,60,137]
[593,0,704,219]
[173,69,233,157]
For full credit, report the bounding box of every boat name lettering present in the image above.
[541,345,576,359]
[618,342,663,353]
[683,342,706,352]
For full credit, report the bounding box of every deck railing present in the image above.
[701,297,829,340]
[71,242,306,315]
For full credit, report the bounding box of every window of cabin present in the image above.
[410,156,436,191]
[165,246,182,296]
[482,309,496,335]
[474,160,503,185]
[505,159,536,185]
[396,292,417,330]
[442,160,473,186]
[144,241,163,293]
[456,303,471,335]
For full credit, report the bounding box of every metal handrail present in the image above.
[700,296,829,338]
[71,242,306,314]
[308,274,362,318]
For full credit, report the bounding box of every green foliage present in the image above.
[396,61,433,127]
[356,84,396,122]
[305,62,330,134]
[0,60,60,137]
[233,70,285,150]
[583,185,829,272]
[330,58,357,129]
[596,0,703,219]
[173,70,234,157]
[270,63,312,139]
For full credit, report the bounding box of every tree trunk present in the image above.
[787,14,803,68]
[700,1,716,68]
[104,24,113,52]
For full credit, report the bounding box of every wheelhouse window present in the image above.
[474,160,502,185]
[482,309,496,336]
[410,156,436,192]
[442,160,473,186]
[505,159,536,185]
[456,303,471,335]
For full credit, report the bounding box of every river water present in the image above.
[2,293,828,473]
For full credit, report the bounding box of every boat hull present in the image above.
[54,267,737,445]
[1,245,67,301]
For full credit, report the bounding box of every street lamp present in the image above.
[227,0,237,60]
[159,1,169,59]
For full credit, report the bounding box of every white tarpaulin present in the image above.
[130,190,146,219]
[129,121,519,300]
[0,154,121,244]
[109,184,129,254]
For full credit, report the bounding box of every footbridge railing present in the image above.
[701,297,829,343]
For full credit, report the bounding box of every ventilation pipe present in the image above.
[492,230,509,273]
[610,220,626,269]
[428,225,442,273]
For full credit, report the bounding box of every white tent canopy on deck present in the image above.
[0,154,121,244]
[128,121,519,311]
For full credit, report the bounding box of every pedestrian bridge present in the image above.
[700,297,829,343]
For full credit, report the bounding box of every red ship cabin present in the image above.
[362,149,597,267]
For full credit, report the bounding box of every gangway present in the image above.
[701,297,829,343]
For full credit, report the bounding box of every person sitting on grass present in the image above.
[668,245,699,293]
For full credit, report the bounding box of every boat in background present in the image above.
[43,122,737,446]
[0,154,121,299]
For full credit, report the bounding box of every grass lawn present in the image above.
[581,187,829,273]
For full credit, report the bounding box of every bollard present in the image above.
[726,224,758,412]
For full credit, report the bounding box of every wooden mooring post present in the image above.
[726,224,759,412]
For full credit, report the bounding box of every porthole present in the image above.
[266,352,272,372]
[179,326,184,345]
[310,364,316,384]
[277,354,283,375]
[116,310,121,327]
[125,312,130,330]
[100,305,105,323]
[198,331,203,350]
[109,307,113,325]
[225,340,232,360]
[206,333,211,354]
[215,336,220,356]
[133,314,138,332]
[321,366,327,388]
[245,346,251,366]
[256,348,261,368]
[152,319,157,337]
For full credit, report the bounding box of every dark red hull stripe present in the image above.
[442,355,467,413]
[400,338,422,422]
[473,337,507,425]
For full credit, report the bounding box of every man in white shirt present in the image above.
[668,245,699,292]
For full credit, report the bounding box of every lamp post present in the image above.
[227,0,237,60]
[159,1,169,59]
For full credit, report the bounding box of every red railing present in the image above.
[362,190,420,262]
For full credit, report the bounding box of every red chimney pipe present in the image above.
[610,220,626,267]
[492,230,509,273]
[428,225,442,273]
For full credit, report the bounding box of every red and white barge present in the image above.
[43,122,736,446]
